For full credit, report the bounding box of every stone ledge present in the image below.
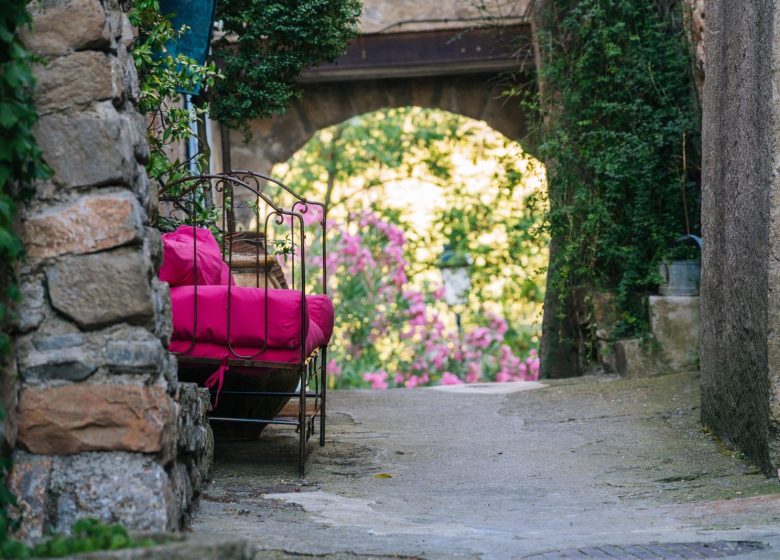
[614,338,665,378]
[60,535,254,560]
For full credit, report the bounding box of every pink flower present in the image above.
[363,370,389,390]
[466,362,482,383]
[298,204,323,226]
[405,375,420,388]
[327,360,342,377]
[496,370,512,383]
[488,312,509,336]
[441,371,464,385]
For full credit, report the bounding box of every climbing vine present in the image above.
[0,0,49,550]
[0,0,49,356]
[209,0,362,131]
[129,0,220,187]
[534,0,701,335]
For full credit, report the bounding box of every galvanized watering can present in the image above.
[658,234,702,296]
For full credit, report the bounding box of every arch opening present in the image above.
[260,106,547,389]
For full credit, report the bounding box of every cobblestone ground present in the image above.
[190,372,780,559]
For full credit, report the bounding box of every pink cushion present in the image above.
[169,318,327,364]
[171,285,308,349]
[159,226,232,287]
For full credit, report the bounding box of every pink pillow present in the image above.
[307,294,335,343]
[159,226,233,287]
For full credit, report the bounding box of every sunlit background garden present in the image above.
[269,107,548,389]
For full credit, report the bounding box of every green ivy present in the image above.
[0,0,49,355]
[534,0,700,336]
[0,0,49,548]
[209,0,361,131]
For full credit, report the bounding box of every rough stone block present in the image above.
[21,355,96,382]
[169,461,192,528]
[152,278,173,345]
[7,451,52,540]
[21,0,110,57]
[104,338,166,374]
[33,51,116,113]
[176,383,212,455]
[46,247,154,329]
[649,295,700,371]
[614,338,664,378]
[17,384,174,454]
[50,452,174,532]
[19,328,96,382]
[12,274,46,333]
[33,104,136,189]
[23,192,143,259]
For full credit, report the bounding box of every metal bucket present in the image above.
[658,235,702,296]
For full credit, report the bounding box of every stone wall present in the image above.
[700,0,780,474]
[6,0,212,536]
[359,0,530,34]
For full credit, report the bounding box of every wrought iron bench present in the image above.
[157,171,331,477]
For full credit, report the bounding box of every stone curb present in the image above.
[38,534,254,560]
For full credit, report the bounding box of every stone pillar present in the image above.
[7,0,212,537]
[700,0,780,474]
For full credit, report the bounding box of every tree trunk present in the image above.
[532,0,581,379]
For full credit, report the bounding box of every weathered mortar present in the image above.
[700,0,778,473]
[6,0,212,536]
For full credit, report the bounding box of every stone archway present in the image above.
[225,73,533,177]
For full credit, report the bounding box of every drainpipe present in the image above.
[184,94,200,176]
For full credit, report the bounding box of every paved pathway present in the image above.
[191,372,780,558]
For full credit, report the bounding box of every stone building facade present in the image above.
[5,0,212,537]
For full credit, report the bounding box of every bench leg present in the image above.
[320,347,327,447]
[299,364,307,478]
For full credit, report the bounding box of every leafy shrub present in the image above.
[210,0,361,130]
[1,518,157,559]
[534,0,701,334]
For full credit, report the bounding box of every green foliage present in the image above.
[129,0,220,187]
[0,2,48,548]
[210,0,361,130]
[1,518,157,558]
[534,0,700,334]
[0,410,19,553]
[0,0,49,356]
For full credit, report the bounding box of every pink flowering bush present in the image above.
[322,210,540,389]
